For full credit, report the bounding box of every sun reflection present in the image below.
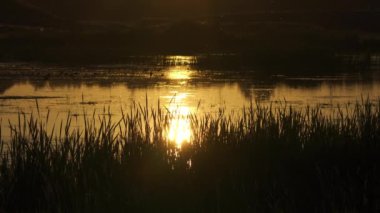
[167,67,192,80]
[165,56,195,83]
[164,91,192,148]
[166,55,196,65]
[166,106,191,148]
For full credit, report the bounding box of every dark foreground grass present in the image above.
[0,101,380,212]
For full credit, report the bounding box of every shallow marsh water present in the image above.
[0,55,379,144]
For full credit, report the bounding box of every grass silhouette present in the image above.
[0,100,379,212]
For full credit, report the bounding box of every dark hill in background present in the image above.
[1,0,379,34]
[0,0,380,66]
[2,0,380,31]
[24,0,380,21]
[0,0,62,26]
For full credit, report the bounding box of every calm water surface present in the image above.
[0,56,379,145]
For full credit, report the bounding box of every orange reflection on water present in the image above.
[167,67,192,80]
[166,55,196,65]
[165,55,195,81]
[163,89,192,147]
[166,106,191,148]
[164,60,194,147]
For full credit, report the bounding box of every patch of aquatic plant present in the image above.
[0,100,379,212]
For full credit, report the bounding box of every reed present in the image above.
[0,100,379,212]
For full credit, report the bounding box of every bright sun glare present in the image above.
[164,93,192,147]
[166,56,195,81]
[167,67,192,80]
[163,56,195,147]
[167,106,191,147]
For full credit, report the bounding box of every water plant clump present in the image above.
[0,100,379,212]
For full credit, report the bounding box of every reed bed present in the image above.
[0,100,380,212]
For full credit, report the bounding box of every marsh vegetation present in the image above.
[0,100,379,212]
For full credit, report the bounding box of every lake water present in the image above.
[0,55,379,144]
